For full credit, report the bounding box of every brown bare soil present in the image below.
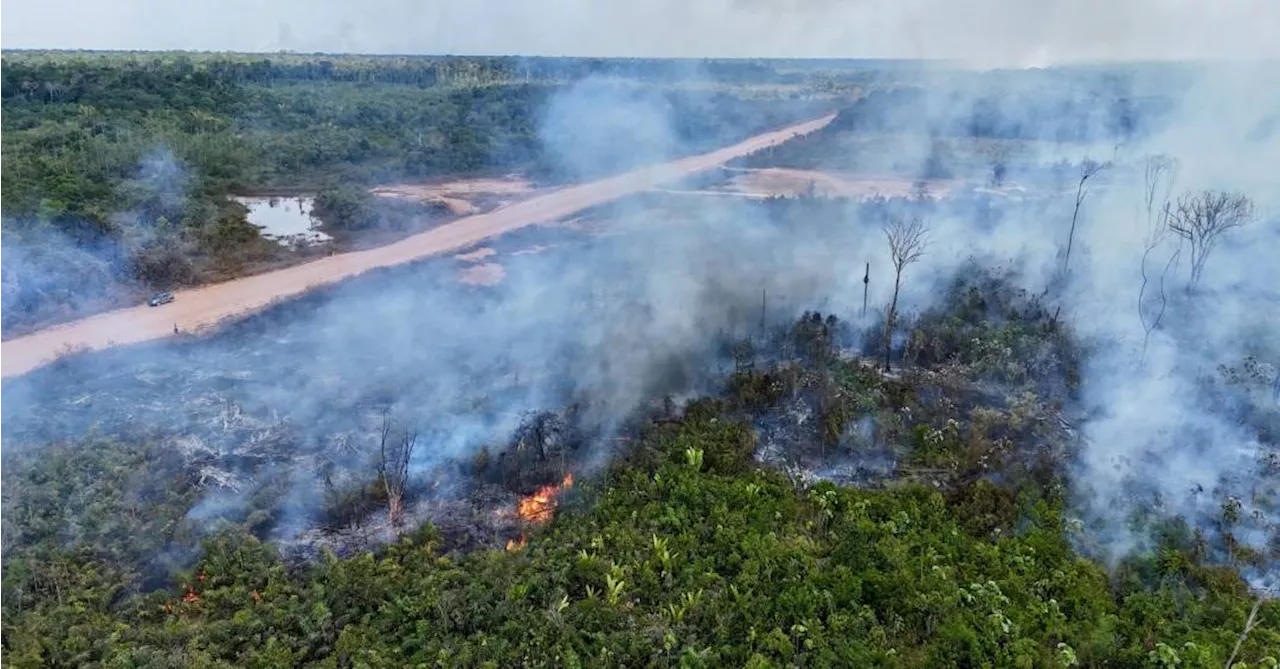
[458,263,507,286]
[370,175,539,215]
[511,245,553,256]
[724,167,957,199]
[657,168,1034,202]
[455,247,498,263]
[716,166,957,199]
[1,114,835,379]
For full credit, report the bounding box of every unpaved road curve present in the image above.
[1,114,834,379]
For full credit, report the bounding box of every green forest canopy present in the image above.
[2,394,1276,668]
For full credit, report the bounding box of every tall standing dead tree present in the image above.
[984,143,1012,188]
[883,216,928,372]
[861,262,870,318]
[760,286,767,341]
[1169,190,1256,293]
[1062,158,1107,277]
[1136,155,1179,362]
[377,413,418,527]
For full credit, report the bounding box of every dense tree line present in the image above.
[1,52,840,88]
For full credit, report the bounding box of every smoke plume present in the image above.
[2,59,1277,584]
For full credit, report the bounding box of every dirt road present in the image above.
[1,114,834,379]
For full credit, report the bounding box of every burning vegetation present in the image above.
[516,472,575,524]
[4,256,1278,664]
[506,473,575,550]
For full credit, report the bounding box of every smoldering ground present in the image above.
[0,190,886,564]
[786,62,1280,578]
[3,63,1278,582]
[0,75,859,546]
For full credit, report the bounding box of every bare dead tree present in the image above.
[861,262,870,318]
[377,412,418,527]
[883,216,928,372]
[985,143,1012,188]
[1169,190,1256,293]
[1062,158,1108,277]
[1136,155,1179,362]
[759,286,767,341]
[1141,155,1178,225]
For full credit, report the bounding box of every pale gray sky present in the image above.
[3,0,1279,65]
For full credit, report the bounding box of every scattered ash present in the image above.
[279,487,525,563]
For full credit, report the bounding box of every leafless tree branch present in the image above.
[1169,190,1255,293]
[377,411,418,527]
[1136,155,1178,363]
[883,215,928,372]
[1063,158,1108,277]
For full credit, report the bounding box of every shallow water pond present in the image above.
[234,196,332,246]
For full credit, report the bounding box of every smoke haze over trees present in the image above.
[1,19,1279,668]
[1,53,832,334]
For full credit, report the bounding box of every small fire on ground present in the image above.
[505,473,574,550]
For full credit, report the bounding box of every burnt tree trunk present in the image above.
[884,269,902,373]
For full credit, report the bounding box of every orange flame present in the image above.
[505,474,574,551]
[515,473,574,524]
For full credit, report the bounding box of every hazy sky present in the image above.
[4,0,1279,64]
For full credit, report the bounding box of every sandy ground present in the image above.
[732,167,955,199]
[455,247,498,263]
[458,263,507,286]
[511,245,552,256]
[675,167,1032,201]
[455,247,505,285]
[1,114,835,379]
[370,176,538,215]
[716,167,958,199]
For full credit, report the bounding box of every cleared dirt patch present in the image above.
[511,245,553,256]
[659,167,1032,202]
[456,247,498,263]
[371,176,539,215]
[726,168,957,199]
[459,263,506,286]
